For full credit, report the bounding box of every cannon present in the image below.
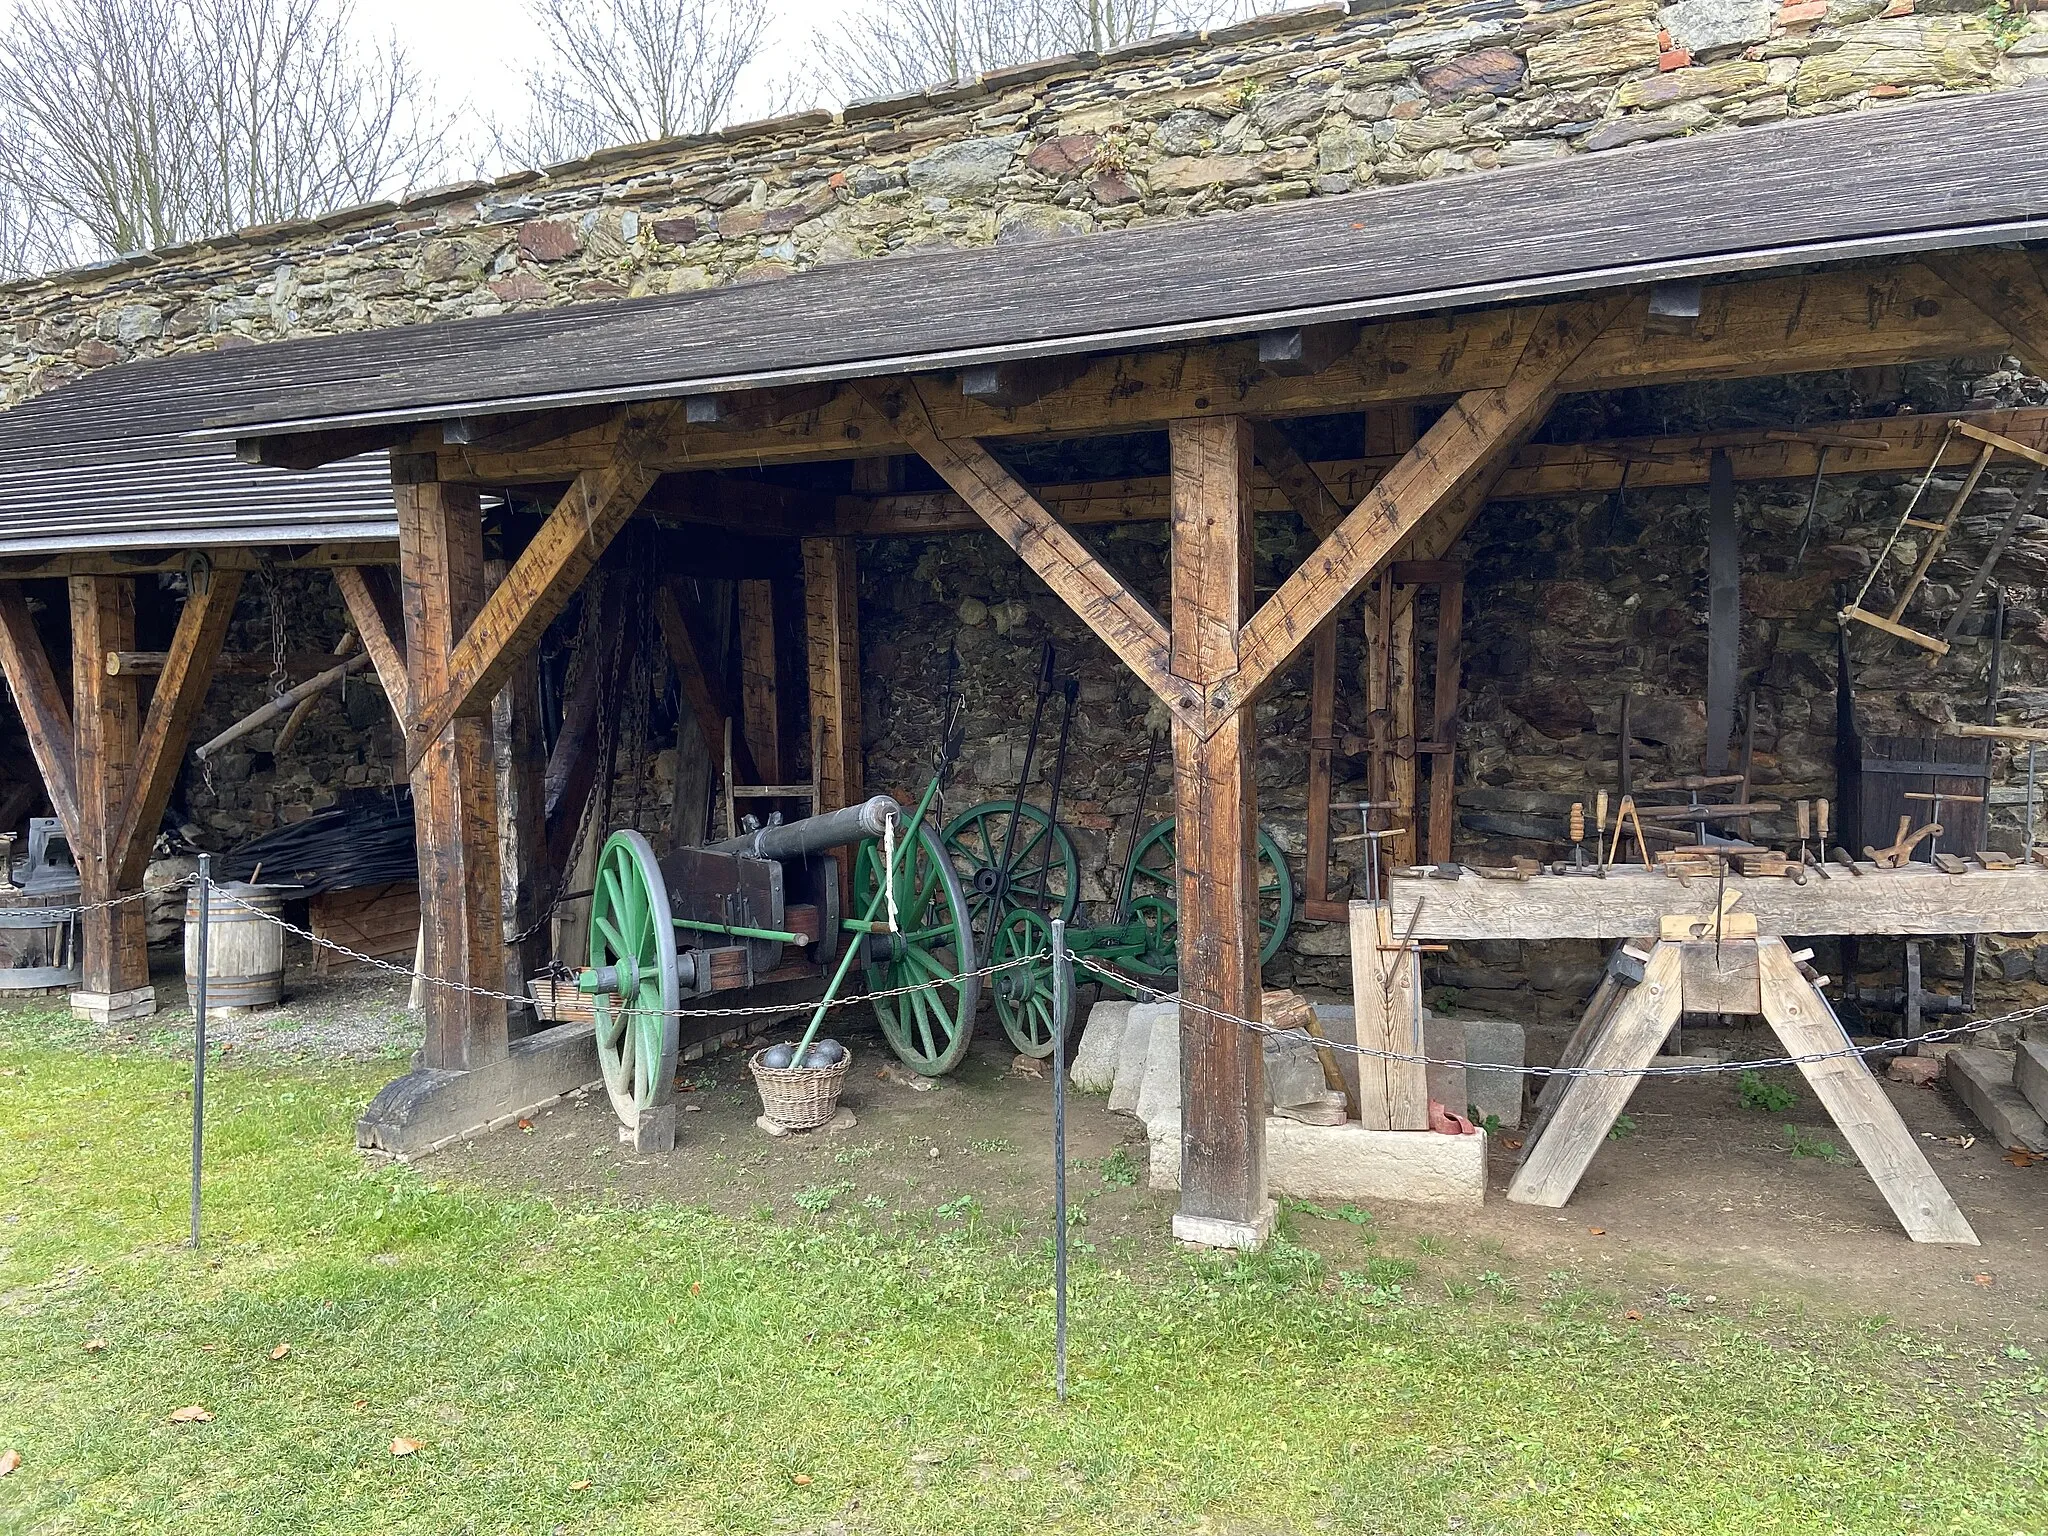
[577,791,979,1129]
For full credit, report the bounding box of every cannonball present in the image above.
[759,1042,796,1070]
[803,1039,846,1067]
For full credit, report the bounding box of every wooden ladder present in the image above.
[1841,420,2048,657]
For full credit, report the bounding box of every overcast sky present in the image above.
[350,0,849,138]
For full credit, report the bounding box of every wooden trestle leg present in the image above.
[1509,937,1977,1245]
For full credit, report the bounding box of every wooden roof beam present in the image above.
[0,582,80,840]
[1928,247,2048,374]
[436,259,2019,483]
[236,426,407,470]
[836,405,2048,536]
[403,401,677,767]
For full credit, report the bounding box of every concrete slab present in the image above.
[1070,999,1132,1092]
[1948,1047,2048,1154]
[2017,1039,2048,1123]
[356,1023,602,1157]
[1146,1110,1486,1207]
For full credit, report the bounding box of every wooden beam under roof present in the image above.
[833,407,2048,537]
[433,260,2020,482]
[0,542,400,580]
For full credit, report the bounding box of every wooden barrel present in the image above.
[184,883,285,1012]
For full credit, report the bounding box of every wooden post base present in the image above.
[1508,936,1978,1246]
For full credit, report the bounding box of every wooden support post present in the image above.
[1388,603,1418,868]
[1305,617,1338,914]
[737,578,782,785]
[395,464,507,1072]
[69,576,153,1016]
[802,535,863,815]
[1166,415,1270,1249]
[1424,566,1463,866]
[1349,901,1429,1130]
[488,557,548,1032]
[0,583,81,839]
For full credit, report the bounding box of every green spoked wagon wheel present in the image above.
[588,830,680,1127]
[853,823,981,1076]
[939,800,1080,933]
[1118,817,1295,979]
[990,907,1063,1058]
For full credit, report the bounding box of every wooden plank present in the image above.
[1928,247,2048,375]
[113,565,246,888]
[332,565,410,721]
[1385,864,2048,939]
[838,408,2048,537]
[1231,299,1624,709]
[1754,939,1977,1244]
[802,536,863,814]
[1249,421,1345,538]
[863,378,1183,719]
[405,403,676,766]
[1168,415,1267,1237]
[396,475,508,1072]
[737,578,781,784]
[1349,902,1429,1131]
[69,575,149,996]
[1519,970,1625,1158]
[1506,940,1684,1208]
[543,577,633,882]
[1305,617,1337,909]
[1952,419,2048,470]
[488,557,551,1024]
[1839,603,1950,655]
[0,543,400,581]
[0,583,79,840]
[653,578,759,786]
[1425,567,1463,865]
[1387,601,1417,868]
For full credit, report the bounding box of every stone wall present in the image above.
[5,0,2047,404]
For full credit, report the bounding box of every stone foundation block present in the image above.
[1947,1048,2048,1154]
[2017,1040,2048,1122]
[1147,1111,1486,1207]
[70,985,156,1025]
[1070,999,1132,1092]
[1172,1200,1277,1251]
[357,1023,601,1157]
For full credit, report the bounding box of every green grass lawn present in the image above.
[0,1011,2043,1535]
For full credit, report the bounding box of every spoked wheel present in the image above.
[990,907,1064,1057]
[1118,817,1295,979]
[939,800,1080,937]
[853,822,981,1076]
[587,830,680,1127]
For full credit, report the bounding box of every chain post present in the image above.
[1051,918,1070,1403]
[190,855,211,1249]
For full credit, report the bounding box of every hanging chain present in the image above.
[255,554,290,703]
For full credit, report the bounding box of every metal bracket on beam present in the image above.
[684,384,838,430]
[1257,321,1359,377]
[1645,280,1704,337]
[959,356,1093,409]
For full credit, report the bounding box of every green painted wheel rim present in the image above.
[939,800,1080,936]
[991,907,1062,1057]
[588,830,680,1125]
[1117,817,1295,979]
[853,823,981,1076]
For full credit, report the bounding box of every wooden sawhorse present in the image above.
[1507,919,1978,1245]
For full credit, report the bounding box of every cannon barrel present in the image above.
[707,795,903,861]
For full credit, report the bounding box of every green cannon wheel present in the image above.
[1118,817,1295,979]
[853,822,981,1076]
[587,830,680,1126]
[939,800,1080,933]
[990,907,1064,1058]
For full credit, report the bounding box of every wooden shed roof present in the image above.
[1,86,2044,556]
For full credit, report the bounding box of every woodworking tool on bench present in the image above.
[1902,790,1982,863]
[1594,790,1609,875]
[1804,797,1832,880]
[1555,801,1603,876]
[1865,814,1942,869]
[1606,794,1652,867]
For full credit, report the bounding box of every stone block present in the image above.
[633,1102,676,1155]
[356,1023,602,1156]
[2016,1039,2048,1122]
[1172,1201,1277,1250]
[1459,1015,1528,1128]
[1946,1048,2048,1153]
[70,985,156,1025]
[1659,0,1773,52]
[1109,1002,1174,1115]
[1070,999,1132,1092]
[1147,1110,1486,1207]
[1888,1054,1942,1086]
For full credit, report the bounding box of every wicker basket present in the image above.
[749,1047,853,1130]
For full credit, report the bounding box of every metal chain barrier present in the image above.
[204,879,1034,1020]
[1071,953,2033,1082]
[12,875,191,921]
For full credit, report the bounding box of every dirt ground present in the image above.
[63,953,2045,1342]
[424,1001,2047,1345]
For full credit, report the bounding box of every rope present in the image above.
[882,814,900,934]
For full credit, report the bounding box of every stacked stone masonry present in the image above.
[5,0,2048,400]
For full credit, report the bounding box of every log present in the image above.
[192,652,374,761]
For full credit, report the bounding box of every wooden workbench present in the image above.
[1388,863,2048,940]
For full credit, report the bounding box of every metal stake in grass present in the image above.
[1051,916,1070,1403]
[190,855,211,1249]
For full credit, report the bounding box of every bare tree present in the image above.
[494,0,781,171]
[0,0,449,268]
[815,0,1249,101]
